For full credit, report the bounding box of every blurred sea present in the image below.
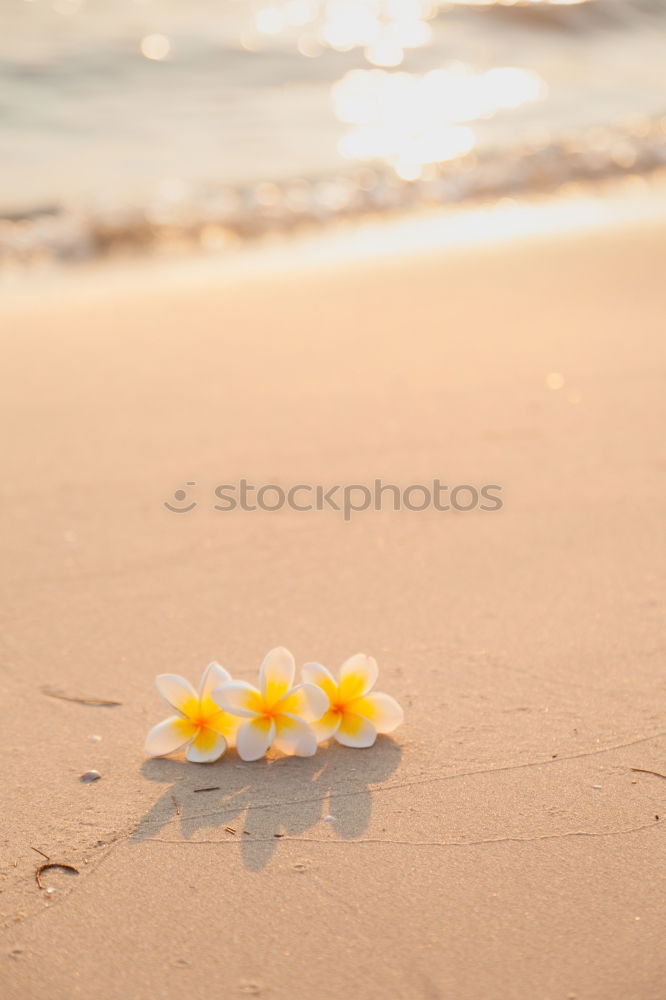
[1,0,665,262]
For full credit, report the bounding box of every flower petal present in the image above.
[155,674,199,720]
[145,716,196,757]
[212,680,263,717]
[335,711,377,748]
[276,683,329,722]
[337,654,378,703]
[259,647,295,706]
[236,717,275,761]
[186,726,227,763]
[311,709,342,743]
[207,709,240,745]
[198,661,232,710]
[273,714,318,757]
[347,692,404,734]
[301,662,337,705]
[200,671,234,721]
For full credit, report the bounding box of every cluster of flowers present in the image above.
[145,647,404,763]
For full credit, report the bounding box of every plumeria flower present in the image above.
[213,647,328,761]
[302,653,403,747]
[145,662,239,763]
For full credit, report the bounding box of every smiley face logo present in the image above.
[164,482,198,513]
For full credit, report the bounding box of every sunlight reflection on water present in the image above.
[2,0,663,265]
[332,66,545,178]
[252,0,592,66]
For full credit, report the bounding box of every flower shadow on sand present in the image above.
[132,740,402,871]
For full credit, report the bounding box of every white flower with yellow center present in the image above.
[145,662,238,763]
[302,654,404,747]
[213,647,328,761]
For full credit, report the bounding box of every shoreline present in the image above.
[3,174,666,306]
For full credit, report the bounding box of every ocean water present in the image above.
[1,0,665,261]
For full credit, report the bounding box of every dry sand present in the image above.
[1,207,665,999]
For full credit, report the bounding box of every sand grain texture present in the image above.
[1,220,665,999]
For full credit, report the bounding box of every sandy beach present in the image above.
[1,205,665,999]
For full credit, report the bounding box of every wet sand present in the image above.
[1,209,665,999]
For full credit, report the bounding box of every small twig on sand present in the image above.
[41,687,122,707]
[193,786,220,793]
[35,863,79,890]
[224,826,236,835]
[29,846,50,860]
[631,767,666,780]
[171,795,182,816]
